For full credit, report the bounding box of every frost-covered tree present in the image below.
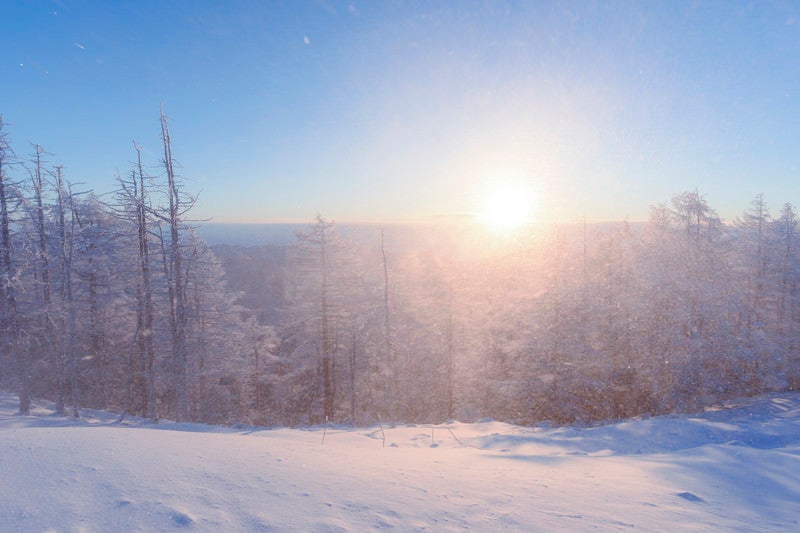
[735,194,773,340]
[277,216,371,424]
[70,195,126,411]
[279,216,333,423]
[179,231,274,423]
[160,108,189,420]
[52,166,81,417]
[114,143,159,418]
[0,118,28,415]
[771,203,800,388]
[775,203,800,351]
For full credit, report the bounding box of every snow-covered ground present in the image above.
[2,392,799,532]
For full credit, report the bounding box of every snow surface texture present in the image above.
[2,392,799,532]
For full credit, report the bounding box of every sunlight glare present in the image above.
[477,181,538,232]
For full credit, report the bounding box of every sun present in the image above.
[477,181,538,232]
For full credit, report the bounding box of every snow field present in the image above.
[1,391,799,531]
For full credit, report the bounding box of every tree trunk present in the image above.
[31,145,58,412]
[55,167,79,417]
[161,108,188,422]
[133,142,157,419]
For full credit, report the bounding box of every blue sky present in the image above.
[2,1,798,223]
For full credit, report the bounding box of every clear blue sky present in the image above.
[2,1,798,223]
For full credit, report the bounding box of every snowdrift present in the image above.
[2,392,799,531]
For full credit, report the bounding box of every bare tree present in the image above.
[0,118,28,415]
[281,215,344,423]
[25,143,64,412]
[380,229,395,418]
[157,107,195,421]
[53,166,80,417]
[116,142,158,419]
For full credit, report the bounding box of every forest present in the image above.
[1,115,799,427]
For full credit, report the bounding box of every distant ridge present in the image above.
[197,220,645,246]
[197,222,408,246]
[197,223,305,246]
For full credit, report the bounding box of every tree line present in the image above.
[262,191,800,426]
[0,113,270,423]
[1,112,798,426]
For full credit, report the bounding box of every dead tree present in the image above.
[158,107,194,421]
[0,118,28,414]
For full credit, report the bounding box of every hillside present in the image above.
[2,391,799,531]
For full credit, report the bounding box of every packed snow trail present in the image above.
[1,392,799,531]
